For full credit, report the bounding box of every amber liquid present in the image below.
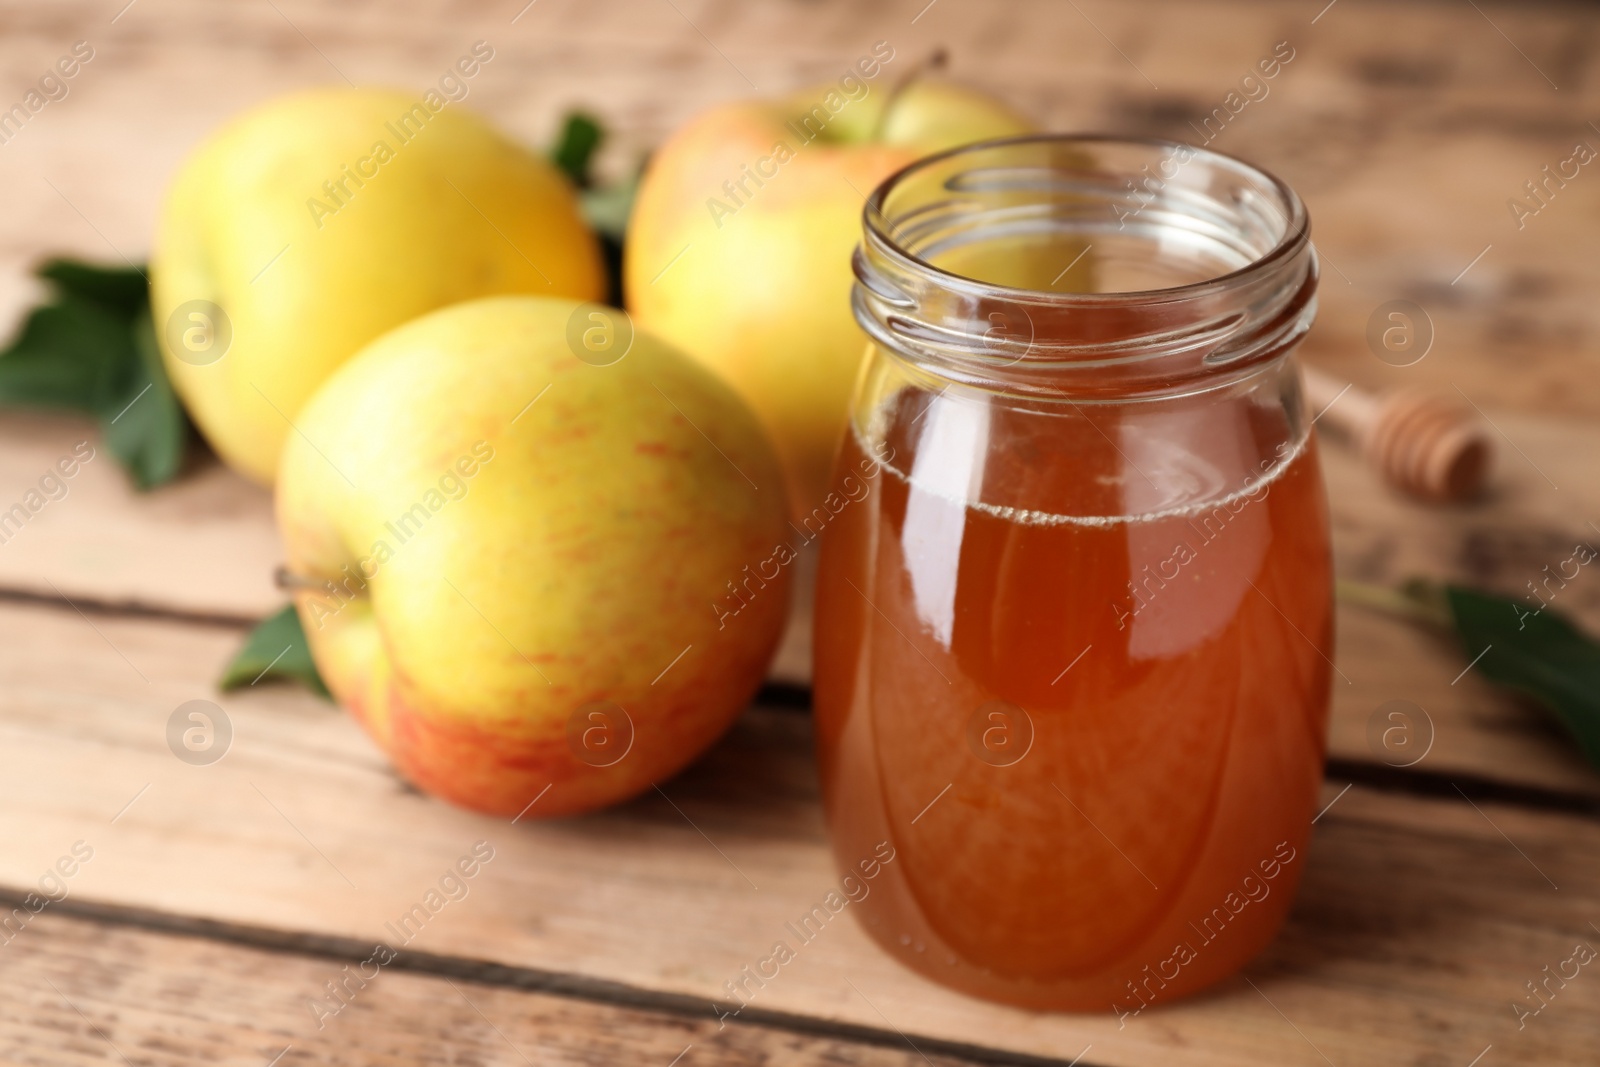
[813,388,1332,1012]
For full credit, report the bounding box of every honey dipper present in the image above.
[1301,365,1493,503]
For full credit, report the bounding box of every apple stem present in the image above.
[275,566,330,592]
[872,48,949,142]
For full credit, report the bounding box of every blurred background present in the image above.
[1,0,1592,413]
[1,2,1598,1064]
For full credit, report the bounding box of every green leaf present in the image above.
[102,311,189,489]
[38,259,149,316]
[549,111,605,187]
[542,110,641,305]
[0,259,194,490]
[219,604,332,699]
[1444,584,1600,770]
[0,294,137,410]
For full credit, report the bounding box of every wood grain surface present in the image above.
[1,0,1597,1064]
[0,912,989,1066]
[3,400,1595,799]
[0,598,1597,1065]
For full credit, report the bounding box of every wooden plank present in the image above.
[1,598,1597,1065]
[1328,604,1600,797]
[2,397,1594,634]
[0,405,1594,795]
[1,400,1594,798]
[1321,410,1600,796]
[0,413,279,621]
[0,911,985,1067]
[1322,413,1600,625]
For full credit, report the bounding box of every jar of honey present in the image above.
[813,135,1331,1014]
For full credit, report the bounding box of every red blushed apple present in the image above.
[276,296,793,818]
[626,68,1034,518]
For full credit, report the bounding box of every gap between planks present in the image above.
[2,581,1597,821]
[0,583,263,631]
[0,889,1104,1067]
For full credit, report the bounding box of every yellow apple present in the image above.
[276,296,791,818]
[625,71,1033,516]
[153,85,604,485]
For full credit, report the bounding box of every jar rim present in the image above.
[852,132,1320,399]
[861,132,1311,306]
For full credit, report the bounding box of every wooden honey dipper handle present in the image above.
[1302,366,1493,503]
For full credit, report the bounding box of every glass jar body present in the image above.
[812,136,1332,1013]
[814,354,1330,1012]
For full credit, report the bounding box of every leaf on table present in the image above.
[0,294,136,410]
[105,311,190,489]
[0,258,193,489]
[1443,583,1600,770]
[219,603,332,700]
[549,110,605,188]
[39,259,149,316]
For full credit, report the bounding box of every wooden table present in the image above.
[2,1,1599,1064]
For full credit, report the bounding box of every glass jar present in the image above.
[813,135,1331,1015]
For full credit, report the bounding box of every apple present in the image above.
[153,84,604,485]
[625,65,1033,516]
[276,296,791,817]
